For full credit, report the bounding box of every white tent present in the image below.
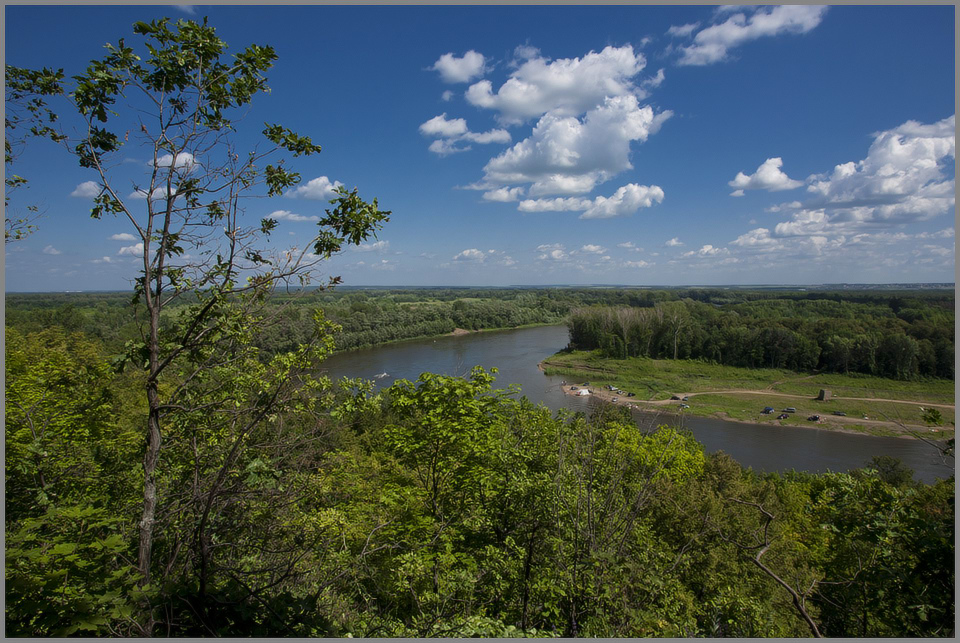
[576,389,591,396]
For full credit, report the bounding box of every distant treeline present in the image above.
[5,288,955,377]
[567,294,954,379]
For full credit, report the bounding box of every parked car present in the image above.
[571,386,578,391]
[681,396,689,401]
[626,392,636,398]
[582,382,590,386]
[679,404,690,409]
[761,407,775,414]
[612,397,619,402]
[832,411,847,416]
[777,413,789,420]
[671,395,681,400]
[807,415,820,421]
[783,407,796,413]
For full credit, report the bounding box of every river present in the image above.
[320,325,954,484]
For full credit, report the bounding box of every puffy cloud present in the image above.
[353,240,390,252]
[535,243,569,262]
[92,256,114,264]
[70,181,100,198]
[623,259,650,268]
[267,209,319,222]
[420,113,510,156]
[682,244,729,258]
[42,245,61,255]
[757,116,956,243]
[664,237,684,247]
[581,183,664,219]
[430,50,488,83]
[678,6,828,66]
[109,232,137,241]
[129,186,178,201]
[483,95,671,195]
[666,22,700,38]
[466,45,649,124]
[420,113,469,138]
[482,186,525,202]
[729,157,803,194]
[518,183,664,219]
[285,176,343,200]
[765,200,802,213]
[454,248,487,261]
[153,152,198,173]
[441,90,454,102]
[731,227,783,249]
[803,115,955,224]
[580,244,607,254]
[118,243,144,256]
[518,196,590,212]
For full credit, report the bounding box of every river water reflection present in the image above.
[321,325,953,483]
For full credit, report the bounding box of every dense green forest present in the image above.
[5,288,957,636]
[5,325,955,636]
[565,293,954,379]
[5,287,955,375]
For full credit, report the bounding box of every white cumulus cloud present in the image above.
[519,183,664,219]
[42,245,61,255]
[454,248,487,262]
[483,95,671,195]
[267,210,319,222]
[110,232,137,241]
[729,157,803,195]
[70,181,100,198]
[118,243,144,256]
[678,6,828,66]
[353,240,390,253]
[285,176,344,200]
[665,237,684,247]
[482,187,525,202]
[466,45,648,124]
[420,113,511,156]
[431,51,488,83]
[580,244,607,254]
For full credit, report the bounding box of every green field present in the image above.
[542,351,955,439]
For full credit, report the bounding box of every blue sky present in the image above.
[4,4,955,291]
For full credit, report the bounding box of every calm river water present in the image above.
[321,325,954,483]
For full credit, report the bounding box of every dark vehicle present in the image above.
[807,415,820,421]
[681,396,689,401]
[777,413,789,420]
[783,407,796,413]
[671,395,681,400]
[832,411,847,416]
[571,386,578,391]
[761,407,775,414]
[627,392,635,397]
[582,382,590,386]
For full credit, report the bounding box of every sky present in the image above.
[3,4,956,291]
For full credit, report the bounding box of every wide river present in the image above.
[321,325,954,483]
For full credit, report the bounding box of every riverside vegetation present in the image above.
[5,16,954,638]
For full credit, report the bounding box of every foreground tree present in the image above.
[4,65,66,242]
[25,17,388,630]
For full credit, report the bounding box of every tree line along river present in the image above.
[320,324,954,484]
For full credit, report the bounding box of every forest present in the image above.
[5,324,955,636]
[5,16,954,637]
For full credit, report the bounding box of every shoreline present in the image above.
[540,360,952,442]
